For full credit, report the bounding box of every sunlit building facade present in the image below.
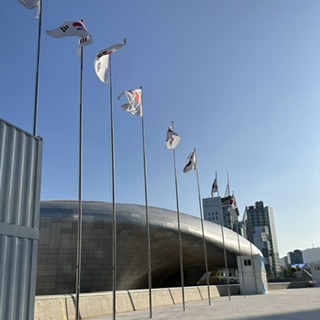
[202,196,239,232]
[245,201,281,278]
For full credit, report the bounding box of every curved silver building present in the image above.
[36,201,261,295]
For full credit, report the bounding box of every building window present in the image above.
[244,259,252,266]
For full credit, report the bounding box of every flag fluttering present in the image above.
[242,207,248,223]
[230,192,237,210]
[166,123,180,149]
[18,0,40,18]
[77,35,93,56]
[18,0,39,9]
[47,21,93,55]
[94,41,126,83]
[46,21,90,38]
[118,89,143,117]
[211,177,218,197]
[183,151,197,173]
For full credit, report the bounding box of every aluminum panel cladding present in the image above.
[0,118,43,228]
[0,118,43,320]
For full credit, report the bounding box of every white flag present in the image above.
[183,151,196,173]
[94,42,125,83]
[77,35,94,56]
[18,0,40,19]
[118,89,143,117]
[18,0,39,9]
[242,208,248,223]
[46,21,90,38]
[166,124,180,149]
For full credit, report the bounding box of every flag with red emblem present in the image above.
[94,41,126,83]
[46,21,90,38]
[118,89,143,117]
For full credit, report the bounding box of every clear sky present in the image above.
[1,1,320,258]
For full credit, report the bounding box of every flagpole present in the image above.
[194,148,211,306]
[171,122,185,311]
[246,207,258,294]
[236,221,246,297]
[75,41,84,320]
[250,239,258,294]
[109,54,117,320]
[140,86,153,318]
[33,0,42,136]
[216,172,231,301]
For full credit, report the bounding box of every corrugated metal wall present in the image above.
[0,118,43,320]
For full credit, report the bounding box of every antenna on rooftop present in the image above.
[225,165,231,197]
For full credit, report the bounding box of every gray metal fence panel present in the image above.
[0,118,43,320]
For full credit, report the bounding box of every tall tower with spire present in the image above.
[224,168,231,197]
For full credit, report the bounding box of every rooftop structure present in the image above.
[202,196,239,232]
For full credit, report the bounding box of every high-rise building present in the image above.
[245,201,281,278]
[287,250,304,265]
[202,195,239,232]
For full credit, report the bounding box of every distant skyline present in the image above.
[280,246,320,266]
[1,1,320,257]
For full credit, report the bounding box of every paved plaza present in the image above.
[88,288,320,320]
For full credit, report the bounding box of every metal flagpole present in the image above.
[33,0,42,136]
[236,222,246,297]
[194,148,211,306]
[250,241,258,294]
[246,207,258,294]
[109,55,117,320]
[216,172,231,301]
[140,86,153,318]
[75,40,84,320]
[171,123,185,311]
[94,41,126,319]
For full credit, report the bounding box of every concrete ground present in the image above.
[88,287,320,320]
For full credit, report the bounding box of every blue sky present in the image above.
[1,1,320,257]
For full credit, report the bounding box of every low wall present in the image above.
[268,282,290,290]
[268,281,314,290]
[35,282,305,319]
[34,285,238,320]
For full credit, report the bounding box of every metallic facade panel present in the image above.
[0,118,43,320]
[37,201,262,295]
[0,119,42,228]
